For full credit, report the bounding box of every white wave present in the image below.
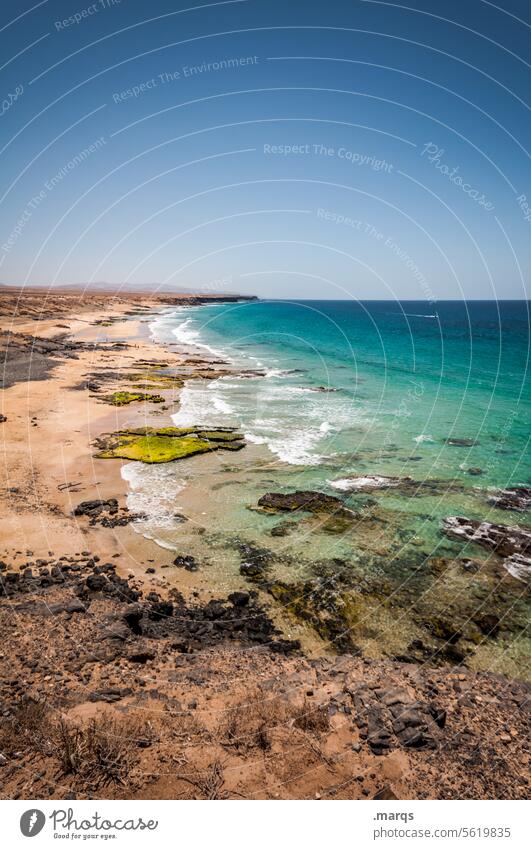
[244,432,267,445]
[267,432,325,465]
[171,385,218,427]
[404,313,438,319]
[212,396,233,415]
[414,434,435,443]
[121,462,187,538]
[171,315,225,357]
[263,367,291,378]
[249,418,284,433]
[320,421,333,433]
[328,475,399,491]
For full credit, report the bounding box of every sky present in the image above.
[0,0,530,300]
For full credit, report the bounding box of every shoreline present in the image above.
[0,291,529,801]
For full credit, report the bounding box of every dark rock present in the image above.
[445,438,477,447]
[73,499,119,518]
[373,785,398,800]
[443,516,531,567]
[488,486,531,513]
[148,600,173,621]
[474,614,500,637]
[397,727,435,749]
[122,603,144,634]
[102,621,130,642]
[258,490,354,516]
[172,555,198,572]
[88,687,131,703]
[429,706,447,728]
[269,639,301,654]
[86,573,108,591]
[65,600,87,614]
[127,644,156,663]
[228,591,250,607]
[48,599,86,615]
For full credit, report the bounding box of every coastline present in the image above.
[0,291,529,801]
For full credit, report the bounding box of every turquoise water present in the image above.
[154,299,530,487]
[123,300,530,672]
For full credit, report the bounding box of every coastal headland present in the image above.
[0,287,528,801]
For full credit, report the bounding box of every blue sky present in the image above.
[0,0,530,299]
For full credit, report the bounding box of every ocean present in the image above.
[123,300,530,672]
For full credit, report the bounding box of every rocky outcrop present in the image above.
[93,426,245,463]
[442,516,531,581]
[346,680,441,754]
[488,486,531,513]
[445,438,477,447]
[257,490,356,517]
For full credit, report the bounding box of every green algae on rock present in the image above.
[102,390,166,406]
[94,426,245,463]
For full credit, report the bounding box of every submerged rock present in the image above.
[488,486,531,513]
[442,516,531,581]
[257,490,355,517]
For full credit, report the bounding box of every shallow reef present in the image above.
[101,390,165,406]
[94,426,246,463]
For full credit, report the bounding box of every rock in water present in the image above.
[488,486,531,512]
[442,516,531,581]
[257,490,355,516]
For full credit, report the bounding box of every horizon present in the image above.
[0,282,529,303]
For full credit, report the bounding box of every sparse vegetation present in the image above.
[220,689,292,752]
[54,715,154,790]
[0,697,48,758]
[293,698,330,734]
[102,390,165,406]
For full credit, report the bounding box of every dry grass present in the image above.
[174,760,228,800]
[53,714,155,789]
[293,698,330,734]
[219,688,292,753]
[0,697,48,758]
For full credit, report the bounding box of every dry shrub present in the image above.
[168,710,206,741]
[54,714,154,789]
[219,689,291,752]
[175,760,228,800]
[293,698,330,734]
[0,697,48,757]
